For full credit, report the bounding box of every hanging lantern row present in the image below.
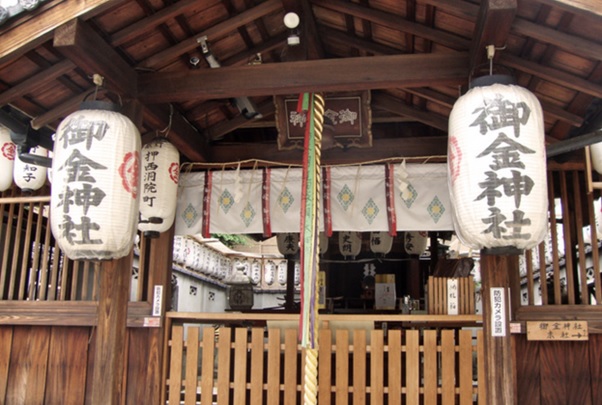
[448,75,547,251]
[0,125,49,193]
[50,101,141,261]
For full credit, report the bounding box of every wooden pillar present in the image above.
[91,252,133,405]
[285,256,296,311]
[145,226,174,404]
[480,250,517,405]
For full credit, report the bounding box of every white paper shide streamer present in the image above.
[138,138,180,237]
[448,79,547,250]
[50,101,141,260]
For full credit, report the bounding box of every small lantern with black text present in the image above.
[138,138,180,237]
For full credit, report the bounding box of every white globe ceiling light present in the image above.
[283,12,300,46]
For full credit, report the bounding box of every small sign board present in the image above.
[526,321,589,341]
[490,287,506,337]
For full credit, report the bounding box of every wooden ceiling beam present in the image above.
[138,52,469,102]
[138,0,282,70]
[52,18,208,161]
[0,0,128,65]
[54,19,138,96]
[311,0,470,50]
[372,93,448,132]
[534,0,602,18]
[469,0,517,77]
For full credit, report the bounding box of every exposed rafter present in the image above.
[137,0,282,70]
[52,18,207,162]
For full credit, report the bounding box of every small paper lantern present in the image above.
[403,231,428,256]
[319,232,329,254]
[172,235,186,264]
[50,101,141,260]
[277,260,287,285]
[250,260,261,284]
[138,138,179,237]
[14,146,47,192]
[448,76,547,251]
[370,231,393,255]
[339,231,362,258]
[0,127,15,192]
[277,233,300,256]
[294,260,301,286]
[264,260,275,285]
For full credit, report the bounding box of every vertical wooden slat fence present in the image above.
[520,168,602,307]
[0,189,150,302]
[164,318,484,405]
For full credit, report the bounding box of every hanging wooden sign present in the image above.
[275,91,372,150]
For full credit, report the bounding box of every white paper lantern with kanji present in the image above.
[0,127,15,192]
[370,231,393,255]
[50,101,141,260]
[138,138,180,237]
[448,76,547,251]
[14,146,47,192]
[403,231,428,256]
[338,231,362,258]
[590,144,602,174]
[277,233,300,256]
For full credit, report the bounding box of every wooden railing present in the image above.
[164,312,485,405]
[0,188,150,302]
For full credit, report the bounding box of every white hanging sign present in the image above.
[490,287,507,337]
[447,278,459,315]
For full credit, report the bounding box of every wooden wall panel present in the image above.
[126,328,153,405]
[44,327,89,405]
[6,326,51,405]
[589,335,602,405]
[0,326,13,403]
[566,341,593,405]
[515,336,541,405]
[540,341,567,405]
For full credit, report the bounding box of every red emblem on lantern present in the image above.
[169,162,179,184]
[448,136,462,185]
[2,142,15,160]
[119,151,139,198]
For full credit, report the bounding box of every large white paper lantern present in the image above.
[0,127,15,192]
[448,76,547,251]
[138,138,179,237]
[14,146,47,192]
[590,144,602,174]
[50,101,141,260]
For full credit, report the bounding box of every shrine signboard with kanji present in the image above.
[275,91,372,150]
[526,321,589,341]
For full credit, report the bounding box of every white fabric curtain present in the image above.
[175,163,454,235]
